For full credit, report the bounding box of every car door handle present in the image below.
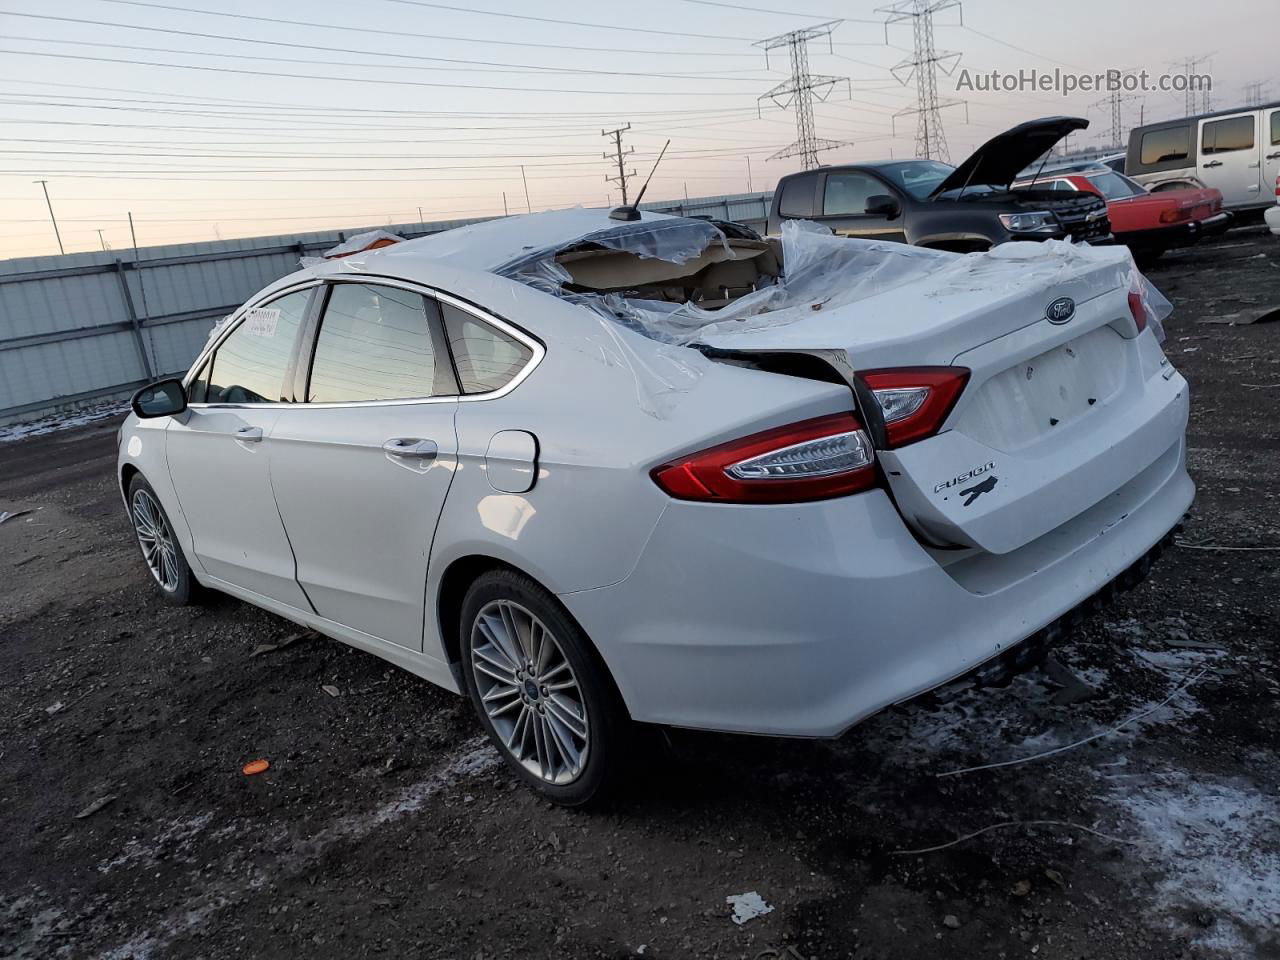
[235,426,263,443]
[1268,152,1280,160]
[1203,160,1223,168]
[382,438,438,460]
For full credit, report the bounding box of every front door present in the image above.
[815,171,908,242]
[1198,112,1262,208]
[268,281,460,651]
[166,287,314,610]
[1264,108,1280,200]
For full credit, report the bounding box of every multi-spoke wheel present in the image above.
[126,475,196,605]
[460,569,629,805]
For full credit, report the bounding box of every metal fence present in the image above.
[0,192,772,425]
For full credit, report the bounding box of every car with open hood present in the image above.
[118,208,1191,805]
[768,116,1112,251]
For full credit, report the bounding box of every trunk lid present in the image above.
[699,242,1184,556]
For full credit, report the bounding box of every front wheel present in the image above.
[127,475,198,605]
[459,569,630,806]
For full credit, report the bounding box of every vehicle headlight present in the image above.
[999,211,1059,234]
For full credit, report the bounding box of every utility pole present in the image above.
[746,155,753,193]
[96,228,109,252]
[755,22,850,170]
[33,180,64,255]
[520,165,531,214]
[1092,90,1139,150]
[417,205,424,228]
[502,191,509,216]
[602,124,636,205]
[879,0,965,162]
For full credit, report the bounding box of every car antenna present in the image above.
[609,139,670,221]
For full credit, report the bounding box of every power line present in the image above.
[0,15,771,80]
[1091,90,1139,150]
[93,0,761,59]
[0,48,766,97]
[879,0,965,162]
[754,22,851,169]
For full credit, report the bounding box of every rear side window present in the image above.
[1202,116,1255,155]
[822,172,884,216]
[1271,112,1280,146]
[204,289,310,404]
[777,174,817,218]
[1140,126,1189,165]
[307,283,455,403]
[441,303,533,395]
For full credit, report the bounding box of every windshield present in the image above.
[1086,170,1146,200]
[871,160,956,199]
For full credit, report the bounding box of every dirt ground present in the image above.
[2,226,1279,960]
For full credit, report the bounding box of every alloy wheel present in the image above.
[469,599,589,784]
[131,489,180,592]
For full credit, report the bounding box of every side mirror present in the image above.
[131,378,188,419]
[865,194,901,218]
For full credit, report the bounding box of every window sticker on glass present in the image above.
[244,307,281,338]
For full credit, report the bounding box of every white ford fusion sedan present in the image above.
[119,207,1192,804]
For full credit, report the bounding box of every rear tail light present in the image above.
[1128,291,1148,333]
[1159,207,1192,224]
[1275,176,1279,199]
[652,413,876,504]
[859,367,970,448]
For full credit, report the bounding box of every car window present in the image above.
[1140,126,1189,165]
[205,289,309,404]
[1202,116,1255,155]
[870,160,954,199]
[1271,112,1280,146]
[307,283,455,403]
[777,174,817,218]
[1050,180,1076,191]
[188,358,211,404]
[822,172,885,216]
[441,303,534,395]
[1086,171,1144,199]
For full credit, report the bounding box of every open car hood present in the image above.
[930,116,1090,197]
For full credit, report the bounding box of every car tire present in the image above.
[459,568,630,807]
[126,474,198,606]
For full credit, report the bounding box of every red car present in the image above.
[1015,166,1231,263]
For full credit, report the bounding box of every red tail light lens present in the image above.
[1128,291,1148,333]
[652,413,876,504]
[859,367,970,448]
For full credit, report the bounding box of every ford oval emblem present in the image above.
[1046,297,1076,324]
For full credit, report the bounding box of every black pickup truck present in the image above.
[767,117,1112,251]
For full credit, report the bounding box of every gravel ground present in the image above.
[2,226,1278,960]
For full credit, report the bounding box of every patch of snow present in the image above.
[1105,771,1280,953]
[99,813,214,874]
[727,891,774,925]
[0,401,127,443]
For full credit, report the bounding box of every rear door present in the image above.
[1198,112,1263,207]
[268,279,460,651]
[815,171,907,242]
[166,286,315,610]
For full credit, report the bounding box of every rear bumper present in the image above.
[1200,211,1234,236]
[1266,207,1280,236]
[561,417,1193,738]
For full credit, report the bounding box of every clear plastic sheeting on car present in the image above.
[495,217,1173,348]
[300,229,404,268]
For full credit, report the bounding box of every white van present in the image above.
[1125,102,1280,213]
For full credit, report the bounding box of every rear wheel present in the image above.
[127,475,198,605]
[459,568,629,806]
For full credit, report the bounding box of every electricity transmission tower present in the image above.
[1171,54,1212,115]
[602,124,636,205]
[1092,91,1139,149]
[755,22,850,170]
[1243,80,1267,107]
[879,0,964,162]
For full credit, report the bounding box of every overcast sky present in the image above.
[0,0,1270,259]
